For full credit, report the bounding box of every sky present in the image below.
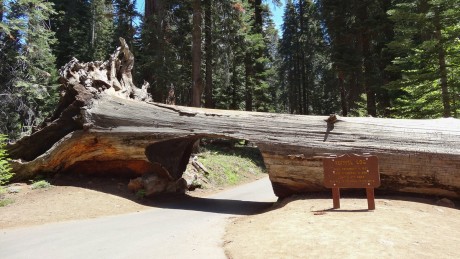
[270,1,285,33]
[134,1,285,34]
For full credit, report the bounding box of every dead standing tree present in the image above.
[7,39,460,198]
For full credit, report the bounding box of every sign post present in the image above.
[323,154,380,210]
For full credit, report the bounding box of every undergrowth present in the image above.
[31,180,51,189]
[0,186,14,207]
[198,140,266,187]
[0,198,14,207]
[0,134,13,186]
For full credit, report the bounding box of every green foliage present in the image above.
[50,0,92,66]
[0,198,15,207]
[138,0,193,104]
[280,0,338,115]
[137,1,280,111]
[113,0,139,49]
[240,1,274,112]
[198,141,266,186]
[3,0,460,147]
[0,0,59,139]
[135,189,146,199]
[387,0,460,118]
[0,135,13,186]
[89,0,114,60]
[31,180,51,189]
[318,0,397,117]
[210,1,247,110]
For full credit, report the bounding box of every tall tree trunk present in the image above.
[204,0,213,108]
[299,0,309,115]
[245,52,253,111]
[145,0,155,17]
[245,0,263,112]
[91,4,96,48]
[348,71,358,114]
[434,8,451,118]
[144,0,166,101]
[338,70,348,116]
[0,0,4,24]
[231,61,238,110]
[288,57,295,113]
[191,0,202,107]
[254,0,263,33]
[0,0,3,40]
[145,0,164,21]
[295,55,302,114]
[359,4,377,117]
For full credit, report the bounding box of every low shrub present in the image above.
[31,180,51,189]
[0,198,14,207]
[0,134,13,186]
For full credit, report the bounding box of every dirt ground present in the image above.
[0,172,263,229]
[224,193,460,259]
[2,177,460,259]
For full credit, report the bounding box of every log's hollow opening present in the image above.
[144,136,267,182]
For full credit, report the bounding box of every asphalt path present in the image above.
[0,177,277,259]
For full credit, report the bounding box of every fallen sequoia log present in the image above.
[7,39,460,199]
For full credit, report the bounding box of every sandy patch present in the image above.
[225,194,460,259]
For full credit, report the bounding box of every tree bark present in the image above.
[254,0,263,34]
[145,0,157,18]
[244,52,253,111]
[0,0,4,42]
[338,70,348,116]
[359,4,377,117]
[0,0,4,24]
[299,0,309,115]
[434,7,451,118]
[7,41,460,200]
[191,0,203,107]
[204,0,213,108]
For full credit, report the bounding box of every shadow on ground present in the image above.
[148,195,274,215]
[51,173,458,215]
[51,173,274,215]
[273,189,459,211]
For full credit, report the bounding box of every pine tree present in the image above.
[242,0,264,111]
[0,1,22,137]
[264,17,281,112]
[204,0,213,108]
[210,1,246,110]
[191,0,202,107]
[138,0,281,110]
[89,0,114,61]
[279,0,338,115]
[50,0,91,67]
[113,0,138,50]
[317,0,395,117]
[0,0,58,139]
[387,0,460,118]
[140,0,193,104]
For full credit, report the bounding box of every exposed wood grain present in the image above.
[7,40,460,199]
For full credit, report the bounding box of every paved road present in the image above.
[0,177,277,259]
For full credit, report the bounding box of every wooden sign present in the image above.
[323,154,380,210]
[323,154,380,188]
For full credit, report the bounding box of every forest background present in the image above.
[1,0,459,141]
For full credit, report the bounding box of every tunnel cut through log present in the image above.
[7,38,460,199]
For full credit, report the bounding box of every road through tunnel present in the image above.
[141,136,272,197]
